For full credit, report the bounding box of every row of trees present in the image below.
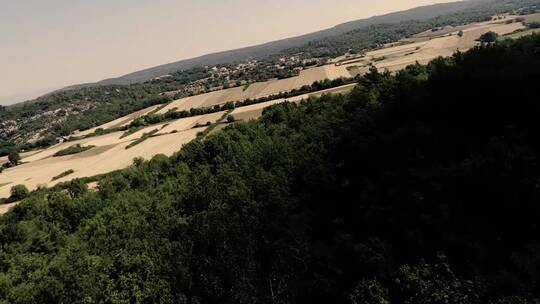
[124,77,356,132]
[0,150,21,173]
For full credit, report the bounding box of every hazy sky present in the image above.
[0,0,457,105]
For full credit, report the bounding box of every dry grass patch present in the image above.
[125,129,160,150]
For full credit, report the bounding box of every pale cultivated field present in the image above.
[0,203,17,215]
[231,83,357,122]
[0,118,209,199]
[525,13,540,23]
[76,105,161,136]
[230,99,293,122]
[157,65,351,115]
[157,111,225,135]
[1,150,42,166]
[503,28,540,39]
[308,83,357,98]
[342,18,526,73]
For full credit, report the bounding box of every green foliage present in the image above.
[65,179,88,198]
[0,33,540,304]
[9,184,29,201]
[8,151,21,166]
[226,115,236,123]
[0,142,17,157]
[51,169,75,181]
[396,255,481,304]
[53,144,95,157]
[124,77,356,131]
[480,31,499,42]
[350,278,389,304]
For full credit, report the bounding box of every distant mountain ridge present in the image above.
[64,0,493,90]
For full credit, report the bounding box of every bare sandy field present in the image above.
[159,112,225,135]
[308,83,357,98]
[231,99,293,122]
[0,118,208,199]
[1,150,42,166]
[231,83,356,122]
[503,28,540,39]
[342,18,526,73]
[0,203,17,215]
[525,13,540,23]
[76,105,161,136]
[157,65,352,115]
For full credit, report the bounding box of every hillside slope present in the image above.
[65,0,505,89]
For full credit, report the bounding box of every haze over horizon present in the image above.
[0,0,458,105]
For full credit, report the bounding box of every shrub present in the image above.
[479,31,498,43]
[54,144,95,157]
[66,179,88,198]
[52,169,75,181]
[10,185,29,201]
[8,151,21,166]
[227,115,236,123]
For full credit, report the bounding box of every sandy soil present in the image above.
[503,28,540,39]
[342,19,526,73]
[525,13,540,23]
[0,203,18,215]
[231,83,356,122]
[0,121,206,198]
[1,150,42,166]
[76,105,161,136]
[158,112,225,135]
[157,65,352,115]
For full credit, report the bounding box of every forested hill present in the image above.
[64,0,535,89]
[1,34,540,303]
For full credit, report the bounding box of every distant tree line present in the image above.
[124,77,356,131]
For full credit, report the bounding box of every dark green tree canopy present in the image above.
[8,150,21,166]
[479,31,498,42]
[9,184,29,201]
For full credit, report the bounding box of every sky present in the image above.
[0,0,457,105]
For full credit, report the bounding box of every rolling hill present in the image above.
[64,0,511,89]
